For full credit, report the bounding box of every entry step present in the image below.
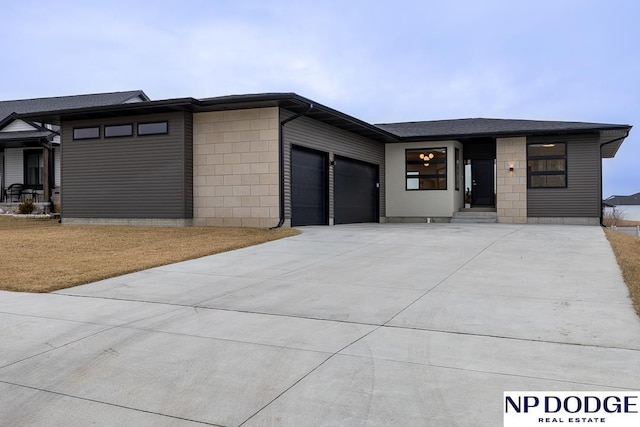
[459,208,497,213]
[451,209,497,223]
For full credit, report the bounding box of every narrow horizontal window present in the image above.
[138,121,168,136]
[73,127,100,140]
[104,124,133,138]
[406,148,447,190]
[527,142,567,188]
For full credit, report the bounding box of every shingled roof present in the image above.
[0,90,149,126]
[604,193,640,206]
[375,118,631,139]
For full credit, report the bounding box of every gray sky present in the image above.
[1,0,637,197]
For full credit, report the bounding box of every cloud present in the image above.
[0,0,638,194]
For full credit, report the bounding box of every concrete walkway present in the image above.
[1,224,639,426]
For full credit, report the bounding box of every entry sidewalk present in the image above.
[1,224,639,426]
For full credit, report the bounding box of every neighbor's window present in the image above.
[138,121,168,136]
[406,148,447,190]
[527,143,567,188]
[73,126,100,140]
[104,124,133,138]
[24,149,43,188]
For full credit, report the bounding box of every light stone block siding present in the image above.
[496,137,527,224]
[193,107,280,227]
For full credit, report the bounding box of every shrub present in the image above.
[18,199,35,214]
[603,207,624,227]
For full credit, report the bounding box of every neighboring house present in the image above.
[603,193,640,221]
[19,92,631,226]
[0,90,149,208]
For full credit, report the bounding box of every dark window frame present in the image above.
[137,121,169,136]
[73,126,100,140]
[527,142,568,189]
[104,123,134,138]
[23,149,43,189]
[405,147,448,191]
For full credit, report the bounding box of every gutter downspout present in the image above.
[271,103,314,229]
[600,134,628,226]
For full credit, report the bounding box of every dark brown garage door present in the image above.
[334,156,378,224]
[291,146,328,226]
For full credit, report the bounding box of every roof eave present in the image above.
[16,98,198,124]
[18,93,400,144]
[600,127,632,158]
[197,93,399,143]
[392,126,632,142]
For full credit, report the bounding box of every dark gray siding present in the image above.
[527,134,601,217]
[61,112,193,218]
[280,108,386,221]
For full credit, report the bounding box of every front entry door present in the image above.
[471,159,495,206]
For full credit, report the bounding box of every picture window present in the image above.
[527,143,567,188]
[406,148,447,190]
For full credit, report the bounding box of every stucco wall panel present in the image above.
[385,140,463,219]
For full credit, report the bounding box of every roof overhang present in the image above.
[16,93,631,150]
[391,127,630,142]
[18,94,400,144]
[600,128,631,158]
[16,98,197,124]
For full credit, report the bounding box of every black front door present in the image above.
[471,159,495,206]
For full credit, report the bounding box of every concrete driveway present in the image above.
[1,223,639,426]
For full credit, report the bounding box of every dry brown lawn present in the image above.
[603,218,640,227]
[605,228,640,316]
[0,216,299,293]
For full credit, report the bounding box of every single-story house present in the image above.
[0,91,149,209]
[17,91,632,226]
[603,192,640,221]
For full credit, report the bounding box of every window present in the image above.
[105,124,133,138]
[528,143,567,188]
[24,150,43,189]
[138,121,168,136]
[73,126,100,140]
[406,148,447,190]
[455,147,460,191]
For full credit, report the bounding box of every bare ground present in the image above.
[0,216,299,293]
[605,228,640,316]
